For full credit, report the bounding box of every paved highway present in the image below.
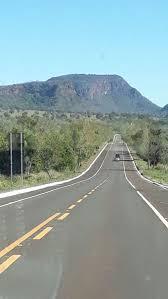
[0,135,168,299]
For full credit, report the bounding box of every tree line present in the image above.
[120,118,168,169]
[0,112,113,177]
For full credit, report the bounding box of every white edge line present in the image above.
[0,139,111,199]
[0,136,116,208]
[137,191,168,229]
[122,149,136,190]
[125,143,168,190]
[122,146,168,229]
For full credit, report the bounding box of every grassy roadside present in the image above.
[131,150,168,185]
[0,142,107,193]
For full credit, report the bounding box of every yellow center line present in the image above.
[0,212,60,259]
[58,213,70,221]
[77,198,83,203]
[33,227,53,240]
[68,204,76,210]
[0,255,21,274]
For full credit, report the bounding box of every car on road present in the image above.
[115,153,120,161]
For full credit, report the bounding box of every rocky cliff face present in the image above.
[0,74,160,114]
[160,104,168,117]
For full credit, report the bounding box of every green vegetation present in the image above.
[116,116,168,184]
[0,110,167,191]
[134,159,168,185]
[0,110,113,191]
[0,74,160,115]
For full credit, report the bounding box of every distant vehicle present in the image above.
[115,153,120,161]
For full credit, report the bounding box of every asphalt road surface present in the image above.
[0,135,168,299]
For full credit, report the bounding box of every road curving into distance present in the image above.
[0,134,168,299]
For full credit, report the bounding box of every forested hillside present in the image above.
[0,74,160,114]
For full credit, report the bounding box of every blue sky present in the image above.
[0,0,167,107]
